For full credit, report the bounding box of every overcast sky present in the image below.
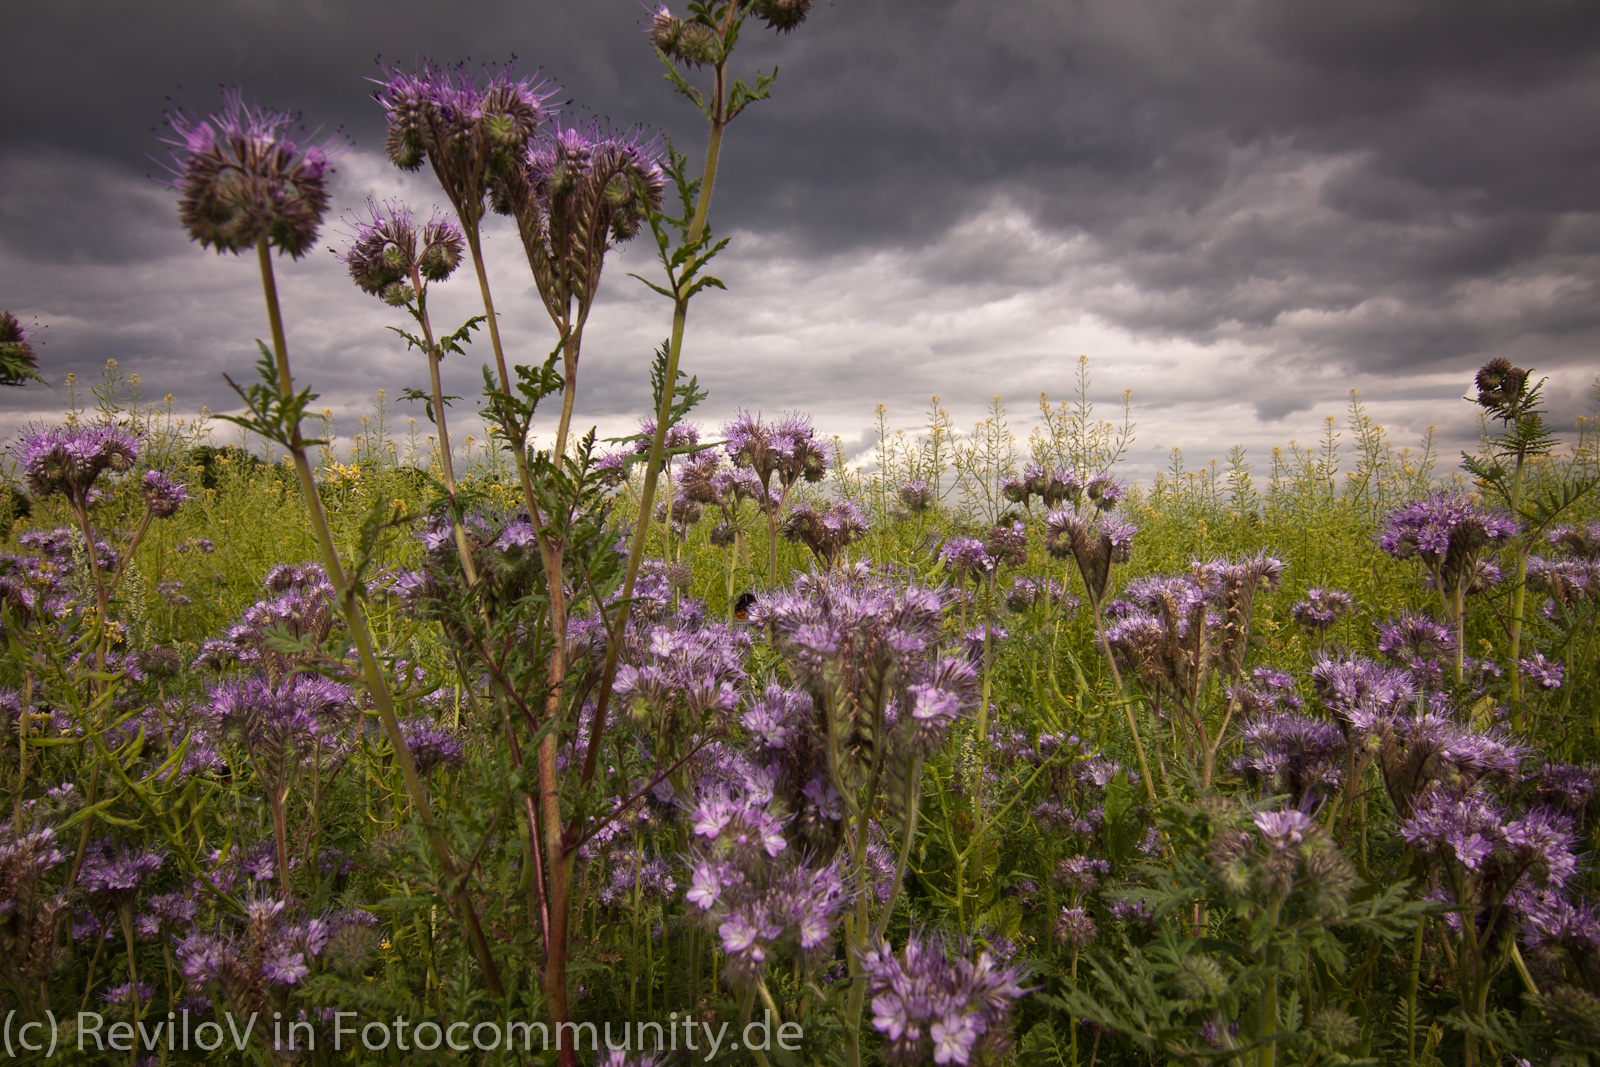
[4,0,1598,484]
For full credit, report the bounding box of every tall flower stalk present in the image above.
[160,88,504,997]
[336,199,479,583]
[493,122,666,457]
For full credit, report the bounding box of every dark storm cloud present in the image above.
[2,0,1597,479]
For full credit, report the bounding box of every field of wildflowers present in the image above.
[3,3,1600,1065]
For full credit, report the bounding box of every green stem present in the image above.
[254,239,504,1000]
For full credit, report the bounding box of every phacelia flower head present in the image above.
[1376,611,1457,668]
[1474,357,1530,410]
[899,479,935,515]
[984,521,1029,568]
[1290,587,1356,631]
[375,60,556,222]
[399,717,467,775]
[1044,510,1136,605]
[338,199,464,304]
[938,538,993,585]
[140,469,189,518]
[1379,494,1517,603]
[19,423,139,504]
[782,499,870,568]
[496,122,666,307]
[1518,651,1565,691]
[162,88,343,258]
[723,411,827,489]
[863,933,1029,1067]
[1085,472,1124,512]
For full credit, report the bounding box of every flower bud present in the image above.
[1173,954,1228,1001]
[753,0,812,32]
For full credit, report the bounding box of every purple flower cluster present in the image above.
[162,88,343,257]
[1289,587,1356,631]
[984,521,1029,568]
[1379,494,1517,614]
[1236,712,1345,803]
[19,423,139,504]
[781,499,870,567]
[1517,651,1565,691]
[338,198,464,304]
[759,563,973,771]
[178,897,368,1003]
[1044,510,1137,606]
[863,933,1029,1066]
[612,617,750,724]
[1401,790,1578,889]
[496,122,666,303]
[1003,464,1081,510]
[898,479,935,515]
[398,717,467,775]
[140,469,189,518]
[938,538,993,584]
[722,411,828,491]
[376,60,555,208]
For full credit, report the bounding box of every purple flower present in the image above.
[1253,809,1315,849]
[899,479,935,514]
[1085,473,1124,511]
[161,88,343,257]
[1379,494,1517,609]
[132,473,188,524]
[1290,587,1356,631]
[782,500,870,566]
[1055,906,1098,948]
[1517,651,1564,690]
[863,933,1029,1066]
[375,59,554,197]
[984,521,1029,568]
[337,198,464,301]
[722,411,828,490]
[399,718,467,775]
[1236,711,1345,802]
[938,538,993,584]
[1531,764,1598,812]
[1311,657,1417,735]
[1053,855,1110,894]
[1376,611,1457,672]
[79,840,166,907]
[496,122,666,301]
[19,423,139,503]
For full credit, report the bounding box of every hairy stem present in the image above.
[255,239,504,1000]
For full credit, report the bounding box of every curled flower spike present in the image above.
[374,60,556,221]
[19,423,139,505]
[140,469,189,518]
[161,89,344,258]
[782,500,870,567]
[1290,587,1355,631]
[898,479,935,514]
[337,199,464,304]
[496,122,666,310]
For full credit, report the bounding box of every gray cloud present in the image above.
[3,0,1598,484]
